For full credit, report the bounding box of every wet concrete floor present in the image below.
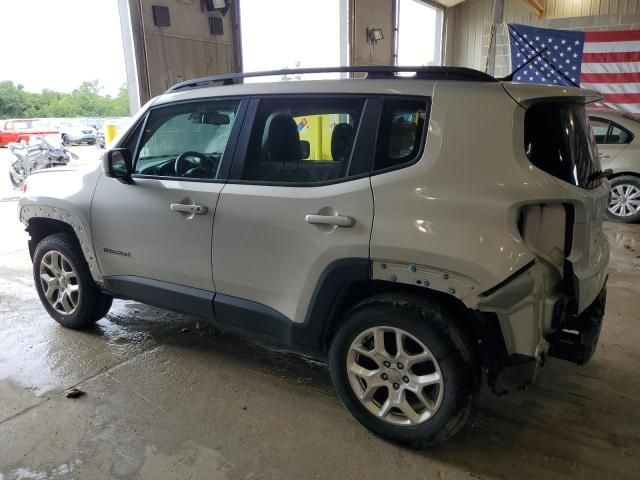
[1,177,639,478]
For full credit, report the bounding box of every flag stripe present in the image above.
[581,83,640,94]
[584,30,640,42]
[582,60,640,73]
[583,40,640,54]
[582,51,640,63]
[602,93,640,103]
[581,72,640,83]
[600,102,640,114]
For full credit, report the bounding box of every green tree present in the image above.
[0,81,28,118]
[0,81,130,119]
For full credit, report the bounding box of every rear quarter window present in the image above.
[525,103,602,189]
[373,99,429,172]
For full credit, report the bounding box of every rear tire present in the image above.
[62,134,70,146]
[33,233,112,329]
[329,293,474,447]
[606,175,640,223]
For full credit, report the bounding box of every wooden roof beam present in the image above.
[521,0,544,17]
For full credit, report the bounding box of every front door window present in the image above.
[135,100,241,179]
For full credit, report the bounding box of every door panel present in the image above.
[211,95,379,324]
[598,143,627,167]
[92,97,246,293]
[212,179,373,322]
[92,177,222,291]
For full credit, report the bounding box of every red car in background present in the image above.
[0,119,59,146]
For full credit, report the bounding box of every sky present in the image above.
[397,0,439,66]
[0,0,127,96]
[240,0,343,80]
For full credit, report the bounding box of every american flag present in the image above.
[508,23,640,113]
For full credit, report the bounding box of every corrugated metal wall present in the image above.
[445,0,493,70]
[445,0,640,70]
[544,0,640,17]
[130,0,239,101]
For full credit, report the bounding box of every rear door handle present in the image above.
[170,203,208,215]
[599,153,611,159]
[305,214,355,228]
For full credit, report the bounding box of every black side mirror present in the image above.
[103,148,133,183]
[300,140,310,159]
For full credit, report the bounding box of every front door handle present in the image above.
[170,203,208,215]
[599,153,611,159]
[305,214,355,228]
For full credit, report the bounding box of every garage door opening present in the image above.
[239,0,347,80]
[396,0,443,67]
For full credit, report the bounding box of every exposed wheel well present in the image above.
[322,280,508,391]
[323,281,467,348]
[26,218,78,259]
[608,172,640,180]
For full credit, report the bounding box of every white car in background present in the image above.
[589,109,640,223]
[39,119,97,146]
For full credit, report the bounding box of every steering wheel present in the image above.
[174,151,216,178]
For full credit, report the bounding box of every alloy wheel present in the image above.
[346,326,444,426]
[39,250,80,315]
[609,184,640,218]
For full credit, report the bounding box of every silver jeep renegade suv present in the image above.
[19,66,609,446]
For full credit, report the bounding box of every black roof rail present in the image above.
[165,66,497,93]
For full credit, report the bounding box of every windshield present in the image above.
[525,103,603,189]
[13,120,33,129]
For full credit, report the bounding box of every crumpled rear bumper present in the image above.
[547,284,606,365]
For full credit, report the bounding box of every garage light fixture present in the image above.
[367,28,384,44]
[202,0,230,13]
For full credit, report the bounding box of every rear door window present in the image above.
[590,116,633,145]
[525,103,602,189]
[608,124,632,144]
[590,119,610,144]
[232,96,366,184]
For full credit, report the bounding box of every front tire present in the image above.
[8,170,22,189]
[606,175,640,223]
[329,294,474,447]
[33,233,113,329]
